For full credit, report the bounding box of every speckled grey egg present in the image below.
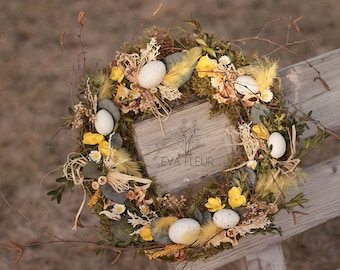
[213,209,240,229]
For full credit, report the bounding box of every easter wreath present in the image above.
[49,19,325,262]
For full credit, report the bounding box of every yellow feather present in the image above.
[193,221,220,247]
[152,216,179,236]
[162,47,202,89]
[114,148,142,177]
[255,168,307,202]
[242,58,278,92]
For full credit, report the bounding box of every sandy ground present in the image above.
[0,0,339,269]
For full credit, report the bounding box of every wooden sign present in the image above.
[133,100,238,193]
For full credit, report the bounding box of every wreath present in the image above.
[49,19,325,262]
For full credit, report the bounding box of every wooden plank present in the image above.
[132,49,340,269]
[133,101,238,193]
[169,154,340,269]
[238,243,286,270]
[279,48,340,138]
[134,49,340,195]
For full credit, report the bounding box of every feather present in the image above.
[114,148,142,177]
[242,58,278,92]
[193,221,220,246]
[151,216,179,244]
[162,47,202,89]
[255,168,307,203]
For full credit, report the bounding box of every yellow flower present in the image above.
[140,224,153,241]
[228,187,247,209]
[98,140,117,158]
[205,197,226,212]
[98,140,109,156]
[195,55,218,78]
[252,124,270,140]
[110,66,124,82]
[82,132,105,145]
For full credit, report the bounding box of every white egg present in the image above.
[234,75,259,95]
[94,109,114,135]
[168,218,201,245]
[213,209,240,229]
[267,132,287,159]
[138,60,166,89]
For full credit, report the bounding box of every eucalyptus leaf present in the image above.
[110,215,133,242]
[108,132,123,149]
[82,162,101,179]
[233,167,257,190]
[98,99,121,123]
[150,218,173,245]
[100,184,127,204]
[251,103,270,124]
[193,207,203,224]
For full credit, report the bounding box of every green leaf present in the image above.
[205,47,216,58]
[56,177,67,183]
[195,38,208,47]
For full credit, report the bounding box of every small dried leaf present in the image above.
[313,76,330,91]
[59,31,65,49]
[78,10,85,27]
[153,1,163,16]
[292,16,303,32]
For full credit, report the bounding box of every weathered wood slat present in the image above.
[134,49,340,195]
[133,101,238,193]
[238,243,286,270]
[279,48,340,138]
[165,49,340,269]
[169,154,340,269]
[132,49,340,269]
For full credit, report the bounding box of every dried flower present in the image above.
[82,132,105,145]
[205,197,226,212]
[98,140,116,157]
[89,150,102,163]
[88,188,101,208]
[218,55,231,67]
[260,89,274,103]
[113,203,126,214]
[110,66,124,82]
[228,187,247,209]
[247,160,258,170]
[195,55,218,78]
[252,124,270,140]
[140,224,153,241]
[139,204,150,216]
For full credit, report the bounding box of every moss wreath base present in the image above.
[49,19,325,263]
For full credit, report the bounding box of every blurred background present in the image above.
[0,0,339,269]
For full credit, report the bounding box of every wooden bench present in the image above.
[135,48,340,270]
[169,49,340,270]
